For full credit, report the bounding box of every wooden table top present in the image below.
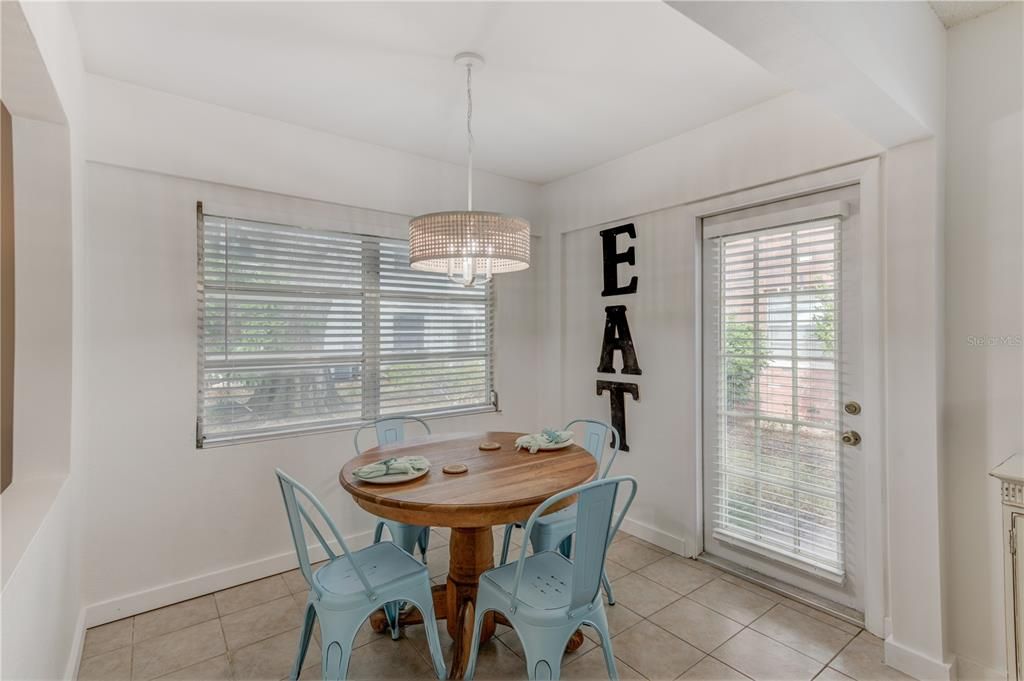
[339,431,597,527]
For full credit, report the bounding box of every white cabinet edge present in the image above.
[992,454,1024,508]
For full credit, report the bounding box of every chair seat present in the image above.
[527,506,577,554]
[513,505,575,530]
[314,541,427,603]
[481,550,574,611]
[533,506,575,532]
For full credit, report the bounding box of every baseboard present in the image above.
[84,530,372,627]
[63,606,87,681]
[885,636,956,681]
[619,516,687,556]
[82,518,681,630]
[956,655,1008,681]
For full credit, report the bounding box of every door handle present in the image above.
[841,430,861,446]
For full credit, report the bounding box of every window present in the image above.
[197,209,495,446]
[705,218,843,576]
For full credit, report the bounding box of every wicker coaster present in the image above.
[478,441,501,451]
[443,463,468,475]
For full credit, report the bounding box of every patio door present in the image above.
[701,186,865,611]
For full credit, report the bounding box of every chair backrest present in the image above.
[353,416,431,455]
[565,419,620,478]
[275,469,376,599]
[509,475,638,616]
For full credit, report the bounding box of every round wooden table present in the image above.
[339,431,597,679]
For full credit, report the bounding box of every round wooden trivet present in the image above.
[443,463,469,475]
[478,441,501,451]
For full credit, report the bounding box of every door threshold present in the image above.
[697,553,864,629]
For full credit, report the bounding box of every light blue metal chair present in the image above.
[355,416,432,562]
[275,469,447,681]
[354,416,433,638]
[499,419,622,604]
[466,476,638,681]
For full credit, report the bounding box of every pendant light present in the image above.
[409,52,530,287]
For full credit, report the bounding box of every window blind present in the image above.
[197,211,495,446]
[705,219,844,576]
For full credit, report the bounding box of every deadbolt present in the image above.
[841,430,862,446]
[844,401,862,416]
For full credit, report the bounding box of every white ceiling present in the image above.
[928,1,1010,28]
[70,2,789,184]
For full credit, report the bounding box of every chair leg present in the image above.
[373,520,385,545]
[463,603,489,681]
[382,523,425,638]
[318,613,362,681]
[499,524,514,565]
[601,570,615,606]
[388,522,425,557]
[289,600,317,680]
[523,630,572,681]
[558,535,573,559]
[588,606,618,681]
[321,639,351,681]
[410,583,447,680]
[418,527,430,562]
[383,601,401,640]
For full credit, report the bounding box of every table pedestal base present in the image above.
[368,527,584,679]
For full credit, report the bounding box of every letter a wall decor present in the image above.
[597,305,642,375]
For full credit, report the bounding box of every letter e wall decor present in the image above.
[600,223,638,297]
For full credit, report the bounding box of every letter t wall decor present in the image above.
[596,223,640,452]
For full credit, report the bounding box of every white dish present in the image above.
[537,439,574,451]
[357,467,430,485]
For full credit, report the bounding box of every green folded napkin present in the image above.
[514,430,573,454]
[354,456,430,480]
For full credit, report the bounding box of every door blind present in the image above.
[705,219,844,576]
[198,212,495,446]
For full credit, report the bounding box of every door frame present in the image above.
[689,158,885,635]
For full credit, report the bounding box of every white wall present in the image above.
[3,8,987,680]
[8,117,72,483]
[0,1,87,679]
[1,479,79,681]
[540,86,952,677]
[1,115,73,586]
[78,77,544,623]
[80,164,540,622]
[84,75,542,227]
[883,137,950,681]
[943,5,1024,680]
[541,91,882,232]
[539,92,883,547]
[0,114,76,681]
[558,205,696,553]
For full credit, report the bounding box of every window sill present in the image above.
[1,474,70,587]
[198,405,501,449]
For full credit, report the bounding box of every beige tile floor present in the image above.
[77,530,912,681]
